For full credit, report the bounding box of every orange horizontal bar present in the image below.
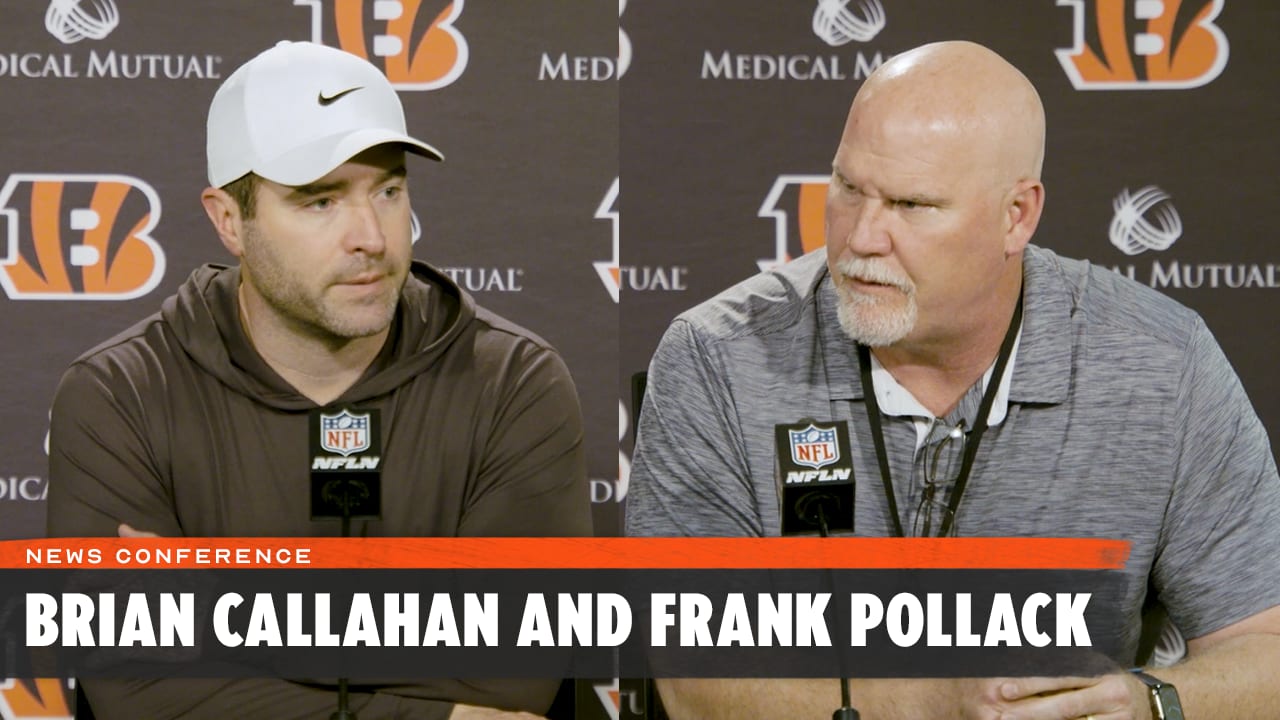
[0,537,1129,571]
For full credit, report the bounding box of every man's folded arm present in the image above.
[462,345,591,537]
[81,678,459,720]
[1148,606,1280,718]
[655,678,976,720]
[47,361,183,538]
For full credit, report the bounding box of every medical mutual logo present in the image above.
[45,0,119,44]
[1056,0,1229,89]
[419,213,524,293]
[438,267,524,293]
[0,2,221,79]
[812,0,886,46]
[1106,186,1280,289]
[0,678,73,720]
[0,174,165,301]
[758,175,829,271]
[294,0,469,90]
[1109,186,1181,255]
[0,476,49,502]
[700,0,889,80]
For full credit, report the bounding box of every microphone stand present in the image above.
[818,506,860,720]
[331,482,358,720]
[332,681,355,720]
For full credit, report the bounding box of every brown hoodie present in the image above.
[47,261,591,718]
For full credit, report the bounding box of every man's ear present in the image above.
[1003,179,1045,258]
[201,187,246,257]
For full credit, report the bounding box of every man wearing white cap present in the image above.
[47,42,589,719]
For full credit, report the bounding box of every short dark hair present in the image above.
[221,172,259,220]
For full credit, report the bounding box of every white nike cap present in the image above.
[206,41,443,188]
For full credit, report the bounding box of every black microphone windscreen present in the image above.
[775,420,855,535]
[309,407,383,520]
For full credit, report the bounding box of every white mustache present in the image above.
[835,257,914,294]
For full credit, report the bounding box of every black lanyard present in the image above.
[856,291,1023,537]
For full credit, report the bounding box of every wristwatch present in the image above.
[1131,670,1184,720]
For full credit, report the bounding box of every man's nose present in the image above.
[844,199,892,256]
[343,198,387,256]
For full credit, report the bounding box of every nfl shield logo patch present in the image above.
[788,423,839,470]
[320,410,371,456]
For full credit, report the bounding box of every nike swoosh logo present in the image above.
[318,87,363,106]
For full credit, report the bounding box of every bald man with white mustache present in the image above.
[627,41,1280,719]
[824,41,1046,414]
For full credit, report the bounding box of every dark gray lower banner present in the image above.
[2,569,1127,679]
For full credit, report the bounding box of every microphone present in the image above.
[775,420,860,720]
[310,407,383,535]
[774,420,854,536]
[309,406,383,720]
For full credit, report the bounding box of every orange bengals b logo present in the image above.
[757,175,830,272]
[0,174,165,301]
[295,0,469,90]
[1056,0,1228,89]
[0,678,73,720]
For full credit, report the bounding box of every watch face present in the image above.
[1155,685,1183,720]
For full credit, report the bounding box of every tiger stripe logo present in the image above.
[295,0,469,90]
[0,174,165,301]
[594,177,620,303]
[757,174,830,272]
[1056,0,1228,89]
[0,678,73,720]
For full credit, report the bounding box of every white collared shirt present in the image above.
[868,325,1023,450]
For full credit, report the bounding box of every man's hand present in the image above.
[447,704,546,719]
[118,523,160,538]
[953,673,1153,720]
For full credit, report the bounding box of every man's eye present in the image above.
[307,197,333,210]
[380,186,402,199]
